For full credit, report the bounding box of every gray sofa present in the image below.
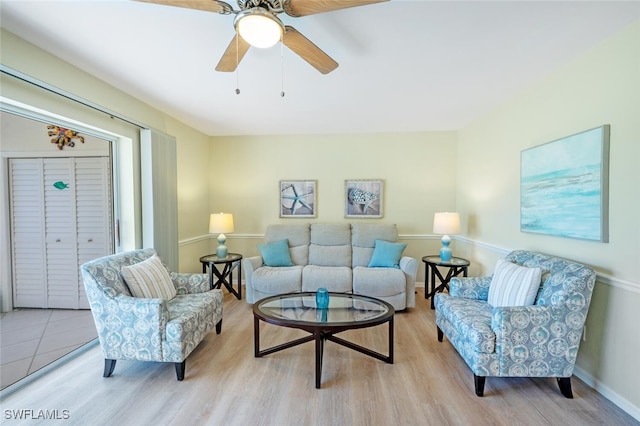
[242,223,418,310]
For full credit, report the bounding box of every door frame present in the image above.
[1,100,137,312]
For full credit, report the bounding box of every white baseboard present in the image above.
[573,366,640,422]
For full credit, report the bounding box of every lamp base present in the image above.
[216,245,228,258]
[439,234,452,262]
[216,233,228,258]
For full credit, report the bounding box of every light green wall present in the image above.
[164,116,211,273]
[208,132,457,276]
[0,111,111,155]
[456,20,640,414]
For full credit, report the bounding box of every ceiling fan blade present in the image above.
[215,34,250,72]
[283,0,388,17]
[282,26,338,74]
[135,0,234,14]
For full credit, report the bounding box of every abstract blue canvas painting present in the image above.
[521,125,610,242]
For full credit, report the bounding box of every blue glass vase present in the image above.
[316,308,328,323]
[316,287,329,310]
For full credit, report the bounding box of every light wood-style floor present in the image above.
[1,291,636,426]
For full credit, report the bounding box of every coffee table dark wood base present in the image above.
[253,292,395,389]
[254,316,394,388]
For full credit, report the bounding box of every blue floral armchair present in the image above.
[81,249,223,380]
[434,250,596,398]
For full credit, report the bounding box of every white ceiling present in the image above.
[2,1,640,136]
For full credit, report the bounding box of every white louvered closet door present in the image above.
[44,158,78,308]
[74,157,113,309]
[10,157,113,309]
[9,159,47,308]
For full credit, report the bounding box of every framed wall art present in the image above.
[520,125,610,242]
[345,179,383,218]
[280,180,317,218]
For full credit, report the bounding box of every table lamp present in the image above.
[209,213,234,258]
[433,212,460,262]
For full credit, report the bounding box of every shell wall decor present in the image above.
[47,125,84,150]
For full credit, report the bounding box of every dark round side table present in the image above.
[422,255,470,309]
[200,253,243,300]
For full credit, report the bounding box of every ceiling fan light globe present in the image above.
[235,9,283,49]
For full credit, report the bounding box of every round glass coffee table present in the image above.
[253,291,394,389]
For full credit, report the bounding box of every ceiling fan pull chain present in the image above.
[235,34,241,95]
[280,36,285,97]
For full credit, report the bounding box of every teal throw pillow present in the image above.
[368,239,407,268]
[258,239,294,267]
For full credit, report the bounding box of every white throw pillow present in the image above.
[121,254,177,300]
[487,258,542,307]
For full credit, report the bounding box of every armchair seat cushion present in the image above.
[164,290,224,362]
[435,295,495,354]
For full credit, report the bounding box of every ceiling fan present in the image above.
[137,0,389,74]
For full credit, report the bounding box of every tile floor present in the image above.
[0,309,97,389]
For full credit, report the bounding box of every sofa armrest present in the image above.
[400,256,418,277]
[449,276,492,300]
[400,256,418,308]
[171,272,210,294]
[242,256,264,304]
[94,294,169,362]
[491,305,580,375]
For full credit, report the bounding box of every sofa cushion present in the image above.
[121,254,176,300]
[352,223,398,247]
[352,266,406,297]
[351,224,398,267]
[308,223,352,267]
[309,244,352,267]
[488,259,542,307]
[302,265,352,292]
[436,296,496,354]
[368,240,407,268]
[265,224,310,246]
[289,245,310,266]
[265,224,310,265]
[252,266,303,294]
[311,223,351,245]
[258,239,294,267]
[352,247,374,268]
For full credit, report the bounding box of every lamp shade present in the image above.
[433,212,461,235]
[209,213,234,234]
[235,8,283,49]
